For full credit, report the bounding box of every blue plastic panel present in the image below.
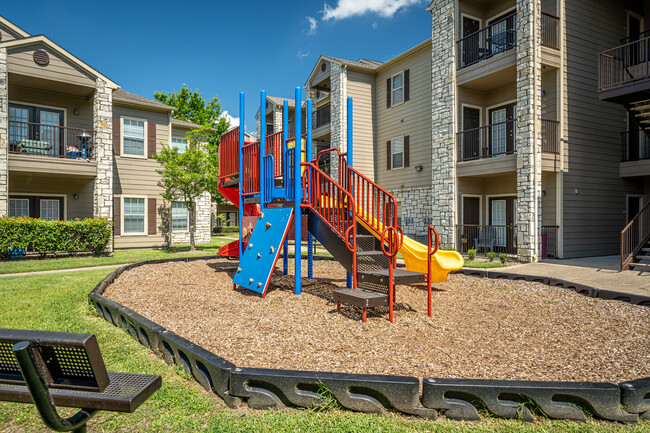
[233,207,294,296]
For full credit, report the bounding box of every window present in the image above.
[171,202,188,231]
[123,118,145,156]
[172,137,187,153]
[123,197,145,233]
[391,137,404,169]
[392,72,404,105]
[9,198,29,218]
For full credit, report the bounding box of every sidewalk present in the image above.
[0,264,126,278]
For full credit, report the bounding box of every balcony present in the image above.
[541,12,560,50]
[457,119,516,162]
[313,103,331,140]
[457,12,516,70]
[619,130,650,177]
[598,36,650,102]
[456,224,517,256]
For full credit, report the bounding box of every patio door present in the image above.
[489,104,515,156]
[8,104,64,156]
[489,197,515,252]
[462,16,481,67]
[462,196,480,252]
[488,11,516,56]
[462,107,480,159]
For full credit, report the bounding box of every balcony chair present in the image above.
[474,226,497,253]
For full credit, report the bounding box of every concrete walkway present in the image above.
[487,255,650,297]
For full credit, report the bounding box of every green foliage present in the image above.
[212,226,239,234]
[487,251,496,262]
[467,248,477,260]
[0,217,112,258]
[500,253,509,264]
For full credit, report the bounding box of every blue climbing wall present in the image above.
[233,207,294,296]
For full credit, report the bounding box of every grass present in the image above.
[0,270,647,432]
[462,260,510,269]
[0,237,232,275]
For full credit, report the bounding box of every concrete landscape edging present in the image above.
[88,256,650,423]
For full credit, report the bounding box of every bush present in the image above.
[499,253,508,264]
[213,226,239,234]
[467,248,477,261]
[487,251,496,262]
[0,217,112,259]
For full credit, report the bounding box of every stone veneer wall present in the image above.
[390,186,433,240]
[92,78,113,231]
[429,0,456,249]
[515,0,542,262]
[0,49,7,217]
[170,192,212,245]
[329,62,347,179]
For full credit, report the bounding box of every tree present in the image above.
[153,142,208,251]
[153,85,230,203]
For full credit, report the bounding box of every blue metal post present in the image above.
[238,92,245,260]
[283,100,289,275]
[294,87,302,295]
[306,98,313,280]
[346,97,354,288]
[260,90,266,208]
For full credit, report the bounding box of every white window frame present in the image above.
[171,137,188,153]
[171,201,189,232]
[391,70,405,107]
[121,196,147,235]
[7,193,67,220]
[391,136,405,170]
[121,117,147,158]
[8,198,30,218]
[39,198,61,221]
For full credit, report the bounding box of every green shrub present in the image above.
[0,217,112,259]
[487,251,496,262]
[499,253,508,264]
[467,248,477,260]
[213,226,239,234]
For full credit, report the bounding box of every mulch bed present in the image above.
[103,257,650,384]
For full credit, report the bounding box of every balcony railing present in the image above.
[8,121,95,160]
[456,224,517,255]
[456,119,516,162]
[599,36,650,92]
[314,104,331,129]
[621,131,650,161]
[541,12,560,50]
[457,12,516,69]
[541,118,560,154]
[541,225,559,258]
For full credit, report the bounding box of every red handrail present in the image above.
[314,147,348,186]
[427,226,439,318]
[381,225,403,324]
[242,140,260,195]
[219,127,240,180]
[346,166,398,238]
[265,131,284,179]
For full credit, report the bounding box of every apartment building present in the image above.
[0,15,211,249]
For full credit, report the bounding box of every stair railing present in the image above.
[621,200,650,270]
[314,148,347,187]
[381,225,403,324]
[427,227,440,318]
[265,131,284,179]
[302,161,357,287]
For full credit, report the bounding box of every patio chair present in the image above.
[474,226,497,253]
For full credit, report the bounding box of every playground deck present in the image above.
[103,258,650,385]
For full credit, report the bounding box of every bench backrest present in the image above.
[0,329,110,392]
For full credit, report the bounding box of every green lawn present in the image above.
[0,270,646,432]
[462,260,510,269]
[0,237,232,275]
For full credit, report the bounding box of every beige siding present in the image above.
[375,47,432,189]
[347,71,375,180]
[7,44,96,88]
[0,23,22,42]
[113,105,170,249]
[458,0,515,29]
[541,172,557,226]
[458,83,515,127]
[9,85,94,130]
[8,173,94,220]
[457,174,517,224]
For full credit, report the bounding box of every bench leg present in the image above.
[362,308,367,323]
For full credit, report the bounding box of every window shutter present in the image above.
[147,122,157,158]
[386,140,391,170]
[404,135,410,168]
[112,117,120,156]
[113,197,121,235]
[148,198,157,235]
[386,77,391,108]
[404,69,410,102]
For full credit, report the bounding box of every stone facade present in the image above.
[0,48,7,217]
[92,78,113,226]
[390,186,433,241]
[515,0,542,262]
[170,192,212,245]
[429,0,456,249]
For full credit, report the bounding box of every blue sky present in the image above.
[2,0,432,132]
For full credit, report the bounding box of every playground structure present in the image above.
[218,88,464,322]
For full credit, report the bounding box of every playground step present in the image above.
[629,262,650,269]
[355,234,377,251]
[634,255,650,260]
[357,268,425,286]
[333,288,389,308]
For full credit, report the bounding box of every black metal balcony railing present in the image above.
[457,12,516,69]
[456,224,517,255]
[456,119,516,162]
[8,121,95,160]
[541,118,560,154]
[621,30,650,45]
[599,36,650,92]
[541,12,560,50]
[541,225,559,258]
[621,131,650,161]
[314,104,331,129]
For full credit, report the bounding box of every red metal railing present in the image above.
[426,226,439,318]
[621,200,650,270]
[302,161,357,287]
[381,225,403,323]
[346,167,398,239]
[265,131,284,178]
[242,140,260,195]
[219,127,240,180]
[315,148,348,187]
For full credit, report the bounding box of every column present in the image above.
[0,48,8,217]
[93,78,114,227]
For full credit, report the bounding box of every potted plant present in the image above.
[460,234,467,244]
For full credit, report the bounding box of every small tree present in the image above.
[153,141,208,251]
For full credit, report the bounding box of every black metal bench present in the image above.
[0,328,161,432]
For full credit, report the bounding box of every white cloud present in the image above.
[221,110,239,128]
[322,0,422,21]
[297,49,310,59]
[307,16,318,34]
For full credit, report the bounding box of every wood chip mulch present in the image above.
[103,258,650,384]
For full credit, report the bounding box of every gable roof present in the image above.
[0,35,119,89]
[0,14,31,39]
[171,118,201,129]
[113,89,174,111]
